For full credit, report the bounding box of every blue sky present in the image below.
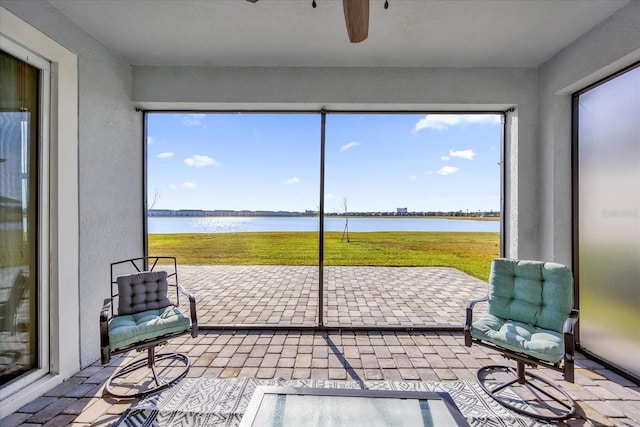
[147,113,501,213]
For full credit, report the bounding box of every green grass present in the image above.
[148,231,500,281]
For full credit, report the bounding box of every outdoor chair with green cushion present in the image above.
[100,256,197,398]
[464,258,579,421]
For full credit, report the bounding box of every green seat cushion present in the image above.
[471,314,564,363]
[488,258,573,333]
[108,305,191,351]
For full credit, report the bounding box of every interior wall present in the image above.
[133,66,539,261]
[537,1,640,267]
[0,0,144,367]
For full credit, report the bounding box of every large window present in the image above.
[146,112,502,328]
[574,63,640,378]
[0,46,47,387]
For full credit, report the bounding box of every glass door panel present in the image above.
[0,50,40,385]
[576,65,640,377]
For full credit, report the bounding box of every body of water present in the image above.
[148,216,500,233]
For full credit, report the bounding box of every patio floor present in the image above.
[1,266,639,426]
[179,265,486,326]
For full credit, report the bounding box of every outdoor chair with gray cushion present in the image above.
[464,258,579,421]
[100,256,197,398]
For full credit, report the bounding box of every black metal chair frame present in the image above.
[465,296,579,421]
[100,256,198,398]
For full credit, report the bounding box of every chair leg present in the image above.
[516,360,526,384]
[477,364,577,421]
[564,352,575,383]
[105,347,190,398]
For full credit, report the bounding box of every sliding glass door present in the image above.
[0,48,43,386]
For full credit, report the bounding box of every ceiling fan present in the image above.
[247,0,382,43]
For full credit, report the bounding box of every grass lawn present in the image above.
[148,231,500,281]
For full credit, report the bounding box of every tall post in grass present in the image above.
[341,196,350,243]
[147,187,161,210]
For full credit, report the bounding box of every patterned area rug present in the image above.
[113,377,551,426]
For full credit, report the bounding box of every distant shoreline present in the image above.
[148,211,500,221]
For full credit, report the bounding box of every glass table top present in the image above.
[239,387,470,427]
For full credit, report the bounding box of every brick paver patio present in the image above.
[179,265,487,327]
[2,266,639,426]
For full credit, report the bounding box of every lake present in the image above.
[147,216,500,233]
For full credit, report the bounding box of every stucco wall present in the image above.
[1,0,144,367]
[537,1,640,266]
[133,66,539,260]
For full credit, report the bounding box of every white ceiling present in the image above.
[49,0,629,68]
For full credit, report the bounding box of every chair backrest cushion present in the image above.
[488,258,573,333]
[117,271,171,315]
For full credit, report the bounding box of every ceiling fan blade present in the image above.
[343,0,369,43]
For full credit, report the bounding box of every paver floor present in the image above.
[2,266,639,426]
[179,265,487,326]
[3,330,639,427]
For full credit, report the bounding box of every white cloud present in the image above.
[184,154,219,168]
[441,156,450,161]
[283,177,300,185]
[182,182,197,189]
[436,166,460,176]
[408,175,417,181]
[449,149,475,160]
[325,193,335,199]
[340,141,360,152]
[181,114,207,128]
[147,136,154,145]
[168,184,177,190]
[157,152,174,159]
[414,114,500,132]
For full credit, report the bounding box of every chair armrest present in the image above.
[100,298,112,322]
[563,309,579,354]
[178,285,198,337]
[464,295,489,346]
[563,309,579,336]
[100,298,112,364]
[465,296,489,328]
